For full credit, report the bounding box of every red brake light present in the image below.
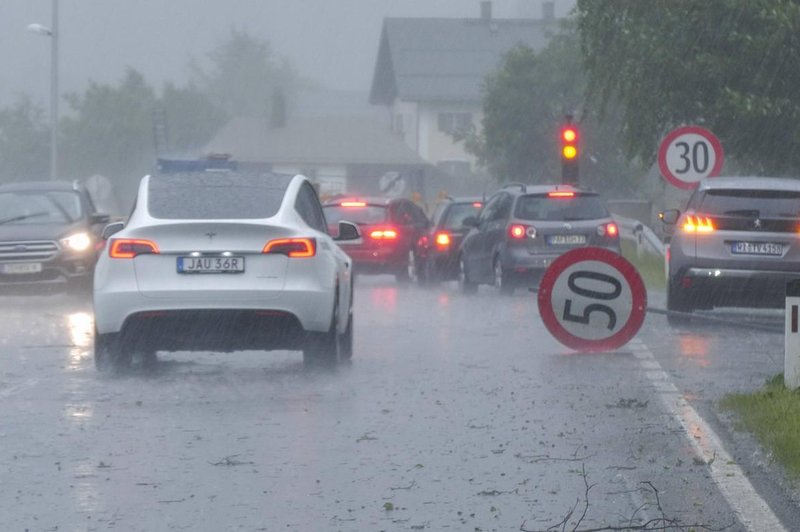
[369,228,398,240]
[435,232,451,248]
[340,201,366,207]
[606,222,618,236]
[548,191,575,198]
[682,215,715,233]
[472,202,483,208]
[508,224,527,239]
[263,238,316,257]
[109,239,159,259]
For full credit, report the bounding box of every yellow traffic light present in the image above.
[562,145,578,160]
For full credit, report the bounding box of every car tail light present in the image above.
[340,201,366,207]
[263,238,316,257]
[435,231,451,248]
[597,222,619,237]
[109,238,160,259]
[369,228,398,240]
[682,215,715,233]
[508,224,527,239]
[548,191,575,198]
[472,202,483,208]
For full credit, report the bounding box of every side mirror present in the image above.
[334,221,361,241]
[90,213,111,225]
[101,221,125,240]
[659,209,680,225]
[462,216,479,228]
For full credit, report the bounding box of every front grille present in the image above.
[0,240,59,261]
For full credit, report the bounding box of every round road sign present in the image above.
[537,247,647,352]
[658,125,724,190]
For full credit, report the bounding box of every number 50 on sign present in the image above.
[537,247,647,352]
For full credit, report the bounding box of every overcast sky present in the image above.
[2,0,575,108]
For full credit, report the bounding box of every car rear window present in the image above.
[148,172,292,220]
[514,193,609,221]
[697,189,800,218]
[441,202,483,229]
[323,204,387,225]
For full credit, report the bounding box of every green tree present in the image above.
[0,95,50,182]
[190,27,299,118]
[160,82,227,154]
[576,0,800,175]
[466,30,641,193]
[60,68,158,199]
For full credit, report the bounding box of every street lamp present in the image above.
[27,0,59,180]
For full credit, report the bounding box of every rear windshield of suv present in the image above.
[697,189,800,218]
[148,172,291,219]
[441,202,483,229]
[514,193,609,221]
[323,205,387,225]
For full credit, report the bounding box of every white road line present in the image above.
[629,338,787,532]
[0,378,40,399]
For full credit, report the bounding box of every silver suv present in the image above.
[661,177,800,314]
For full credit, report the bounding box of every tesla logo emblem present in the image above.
[205,232,217,240]
[563,223,572,230]
[753,219,761,229]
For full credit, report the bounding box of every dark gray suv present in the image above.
[458,183,620,294]
[661,177,800,315]
[0,181,110,291]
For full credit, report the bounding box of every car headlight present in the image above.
[60,232,92,252]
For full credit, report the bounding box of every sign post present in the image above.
[658,126,724,189]
[785,280,800,389]
[537,247,647,352]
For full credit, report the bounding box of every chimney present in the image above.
[481,1,492,22]
[542,1,555,22]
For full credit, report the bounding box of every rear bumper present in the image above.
[501,244,622,285]
[118,309,306,352]
[677,267,800,308]
[94,286,335,338]
[340,245,407,272]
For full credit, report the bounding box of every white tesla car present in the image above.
[93,171,360,371]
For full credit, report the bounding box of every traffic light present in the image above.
[560,121,579,184]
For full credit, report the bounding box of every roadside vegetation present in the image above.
[619,239,665,292]
[721,374,800,477]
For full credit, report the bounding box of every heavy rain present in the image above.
[1,1,800,531]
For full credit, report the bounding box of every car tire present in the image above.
[666,280,693,326]
[493,256,514,296]
[94,330,132,373]
[422,259,439,285]
[340,311,354,361]
[458,255,478,294]
[303,297,341,366]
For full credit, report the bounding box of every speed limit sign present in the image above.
[658,125,724,190]
[537,247,647,352]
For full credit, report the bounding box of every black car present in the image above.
[458,183,620,295]
[413,196,483,283]
[0,181,110,290]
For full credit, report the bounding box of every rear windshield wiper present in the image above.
[0,212,49,225]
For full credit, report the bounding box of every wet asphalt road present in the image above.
[0,277,797,531]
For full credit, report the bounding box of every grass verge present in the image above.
[619,239,666,292]
[720,374,800,477]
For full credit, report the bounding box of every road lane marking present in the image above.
[629,338,787,532]
[0,378,40,399]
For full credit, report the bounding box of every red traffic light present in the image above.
[562,127,578,143]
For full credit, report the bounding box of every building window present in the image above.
[437,112,473,134]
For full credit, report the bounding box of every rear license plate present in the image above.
[730,242,783,256]
[177,256,245,273]
[2,262,42,274]
[547,234,586,245]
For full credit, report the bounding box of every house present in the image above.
[369,1,559,178]
[202,90,433,200]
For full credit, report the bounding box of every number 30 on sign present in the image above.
[658,125,724,190]
[537,247,647,352]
